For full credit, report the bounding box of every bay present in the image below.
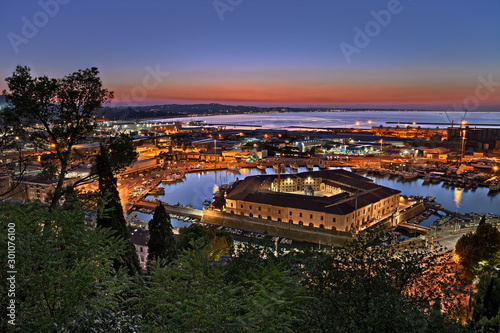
[157,111,500,129]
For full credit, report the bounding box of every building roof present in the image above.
[131,228,150,246]
[225,170,400,215]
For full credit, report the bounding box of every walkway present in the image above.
[133,200,203,219]
[396,222,431,235]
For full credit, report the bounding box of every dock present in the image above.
[395,222,431,234]
[133,199,203,219]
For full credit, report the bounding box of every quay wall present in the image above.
[202,209,354,246]
[399,202,426,222]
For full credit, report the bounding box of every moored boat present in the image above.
[488,182,500,193]
[318,160,328,169]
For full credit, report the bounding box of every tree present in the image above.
[177,223,209,252]
[455,217,500,279]
[176,223,233,261]
[2,66,113,210]
[134,241,305,332]
[147,203,177,267]
[470,275,500,332]
[296,228,467,332]
[0,201,131,332]
[95,144,140,275]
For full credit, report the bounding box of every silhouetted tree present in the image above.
[147,203,177,267]
[95,144,139,275]
[3,66,113,210]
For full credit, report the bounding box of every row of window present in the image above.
[229,211,338,230]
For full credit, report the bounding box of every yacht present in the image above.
[306,162,314,170]
[256,163,266,171]
[290,162,299,171]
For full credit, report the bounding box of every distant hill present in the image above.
[96,103,413,120]
[97,103,310,120]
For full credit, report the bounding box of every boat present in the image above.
[256,163,266,171]
[148,186,165,195]
[379,169,389,176]
[273,163,286,173]
[488,182,500,193]
[431,176,441,184]
[227,163,241,172]
[403,172,418,180]
[352,166,369,174]
[290,163,299,171]
[318,160,328,169]
[164,175,175,183]
[388,170,400,178]
[422,174,431,184]
[471,161,493,170]
[306,162,314,170]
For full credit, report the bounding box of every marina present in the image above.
[126,164,500,234]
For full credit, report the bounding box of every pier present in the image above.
[133,199,203,219]
[425,202,463,218]
[395,222,431,235]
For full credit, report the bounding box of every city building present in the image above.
[7,175,77,202]
[122,158,164,175]
[131,228,150,271]
[223,170,401,232]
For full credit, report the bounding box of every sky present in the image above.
[1,0,500,109]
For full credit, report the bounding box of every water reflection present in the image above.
[143,168,499,215]
[454,188,462,211]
